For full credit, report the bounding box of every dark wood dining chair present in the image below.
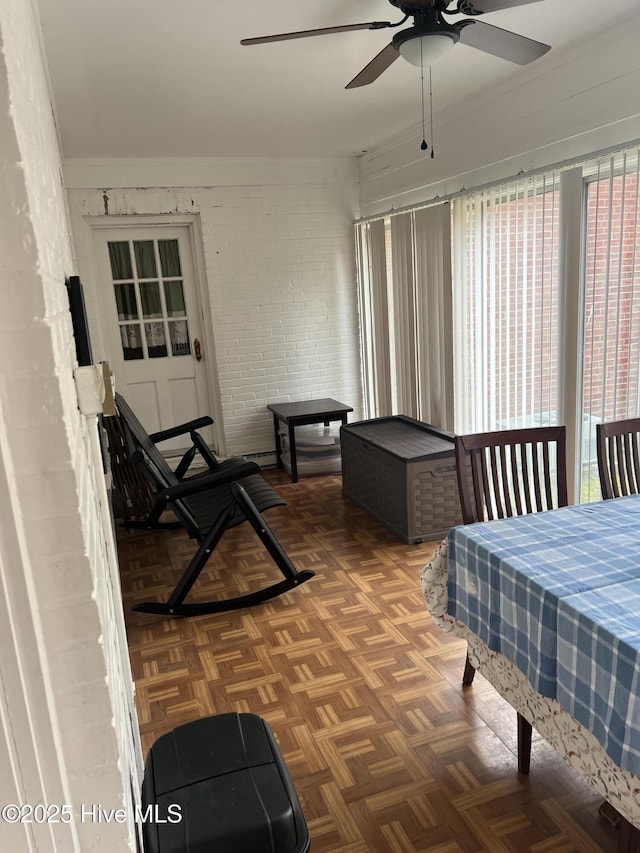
[596,417,640,500]
[454,424,568,773]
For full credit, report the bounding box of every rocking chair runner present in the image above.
[113,393,314,616]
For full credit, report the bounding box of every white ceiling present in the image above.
[35,0,640,160]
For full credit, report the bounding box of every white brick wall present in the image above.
[0,2,139,851]
[67,162,363,457]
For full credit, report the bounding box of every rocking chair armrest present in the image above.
[149,417,214,444]
[152,461,261,502]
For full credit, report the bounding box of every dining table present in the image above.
[421,493,640,841]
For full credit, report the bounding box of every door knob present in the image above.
[194,338,202,361]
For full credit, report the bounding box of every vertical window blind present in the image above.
[355,203,453,429]
[581,149,640,500]
[355,219,392,418]
[452,173,561,435]
[355,143,640,501]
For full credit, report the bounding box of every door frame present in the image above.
[84,213,226,455]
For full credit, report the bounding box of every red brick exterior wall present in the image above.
[458,172,640,441]
[583,173,640,424]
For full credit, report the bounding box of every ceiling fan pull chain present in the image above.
[420,38,429,152]
[430,65,435,159]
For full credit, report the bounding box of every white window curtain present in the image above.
[390,212,417,418]
[414,206,454,429]
[355,219,392,417]
[355,203,453,428]
[452,173,561,434]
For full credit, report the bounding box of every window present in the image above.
[581,151,640,500]
[452,172,561,434]
[356,145,640,501]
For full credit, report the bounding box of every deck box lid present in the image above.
[341,416,456,462]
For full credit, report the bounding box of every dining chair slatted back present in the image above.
[456,426,568,525]
[596,417,640,500]
[454,425,568,775]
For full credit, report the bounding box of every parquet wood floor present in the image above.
[117,470,620,852]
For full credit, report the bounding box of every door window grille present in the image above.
[109,238,191,361]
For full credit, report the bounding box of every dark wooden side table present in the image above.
[267,398,353,482]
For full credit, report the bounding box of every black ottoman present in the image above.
[142,713,310,853]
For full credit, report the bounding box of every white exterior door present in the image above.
[94,224,217,455]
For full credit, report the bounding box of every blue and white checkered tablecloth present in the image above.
[557,580,640,774]
[447,494,640,774]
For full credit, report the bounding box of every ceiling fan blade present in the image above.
[456,0,545,13]
[241,21,392,46]
[346,42,400,89]
[458,20,550,64]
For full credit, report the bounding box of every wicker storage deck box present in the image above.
[340,416,463,544]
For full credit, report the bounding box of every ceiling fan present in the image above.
[241,0,551,88]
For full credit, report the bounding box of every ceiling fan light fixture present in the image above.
[398,32,457,66]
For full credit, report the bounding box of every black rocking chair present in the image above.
[114,393,314,617]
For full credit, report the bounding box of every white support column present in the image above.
[0,427,81,853]
[0,2,142,850]
[557,168,585,504]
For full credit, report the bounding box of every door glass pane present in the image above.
[120,324,143,360]
[140,282,162,318]
[159,239,182,277]
[164,281,186,317]
[145,322,167,358]
[110,234,193,363]
[114,283,138,320]
[134,241,157,278]
[169,320,191,356]
[108,241,133,280]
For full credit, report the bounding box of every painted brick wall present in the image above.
[201,182,361,456]
[0,1,138,850]
[67,168,362,457]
